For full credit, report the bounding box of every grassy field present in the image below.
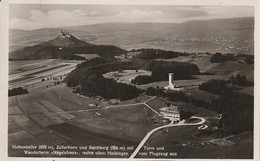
[70,104,156,142]
[103,70,151,85]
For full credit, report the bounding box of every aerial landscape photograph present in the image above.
[8,4,254,159]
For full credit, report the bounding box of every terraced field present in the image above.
[9,60,82,88]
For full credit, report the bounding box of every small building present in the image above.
[110,99,120,105]
[53,76,63,80]
[160,105,180,122]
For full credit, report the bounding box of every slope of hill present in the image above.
[9,31,126,60]
[10,17,254,55]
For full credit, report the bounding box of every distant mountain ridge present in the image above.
[9,31,126,60]
[10,17,254,55]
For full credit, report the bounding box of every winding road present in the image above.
[129,116,206,159]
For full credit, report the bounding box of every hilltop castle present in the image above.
[59,30,71,39]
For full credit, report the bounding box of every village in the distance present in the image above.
[8,5,254,159]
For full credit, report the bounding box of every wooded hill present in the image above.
[65,58,199,100]
[9,32,126,60]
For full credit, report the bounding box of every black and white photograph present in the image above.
[3,1,257,160]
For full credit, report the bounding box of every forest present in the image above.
[75,74,142,101]
[198,74,252,95]
[212,90,253,136]
[8,87,29,97]
[210,52,254,64]
[134,48,189,60]
[131,60,199,85]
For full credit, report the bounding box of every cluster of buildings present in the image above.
[41,76,63,81]
[159,105,180,122]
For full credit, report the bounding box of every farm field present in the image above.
[9,59,57,74]
[9,59,82,88]
[8,83,153,157]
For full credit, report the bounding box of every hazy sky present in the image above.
[9,4,254,30]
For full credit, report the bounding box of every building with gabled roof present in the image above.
[160,105,180,122]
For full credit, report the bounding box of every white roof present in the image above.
[160,105,179,112]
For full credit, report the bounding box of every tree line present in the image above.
[8,87,29,97]
[210,52,254,64]
[198,74,253,95]
[134,48,189,60]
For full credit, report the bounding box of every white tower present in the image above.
[169,73,175,88]
[164,73,182,91]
